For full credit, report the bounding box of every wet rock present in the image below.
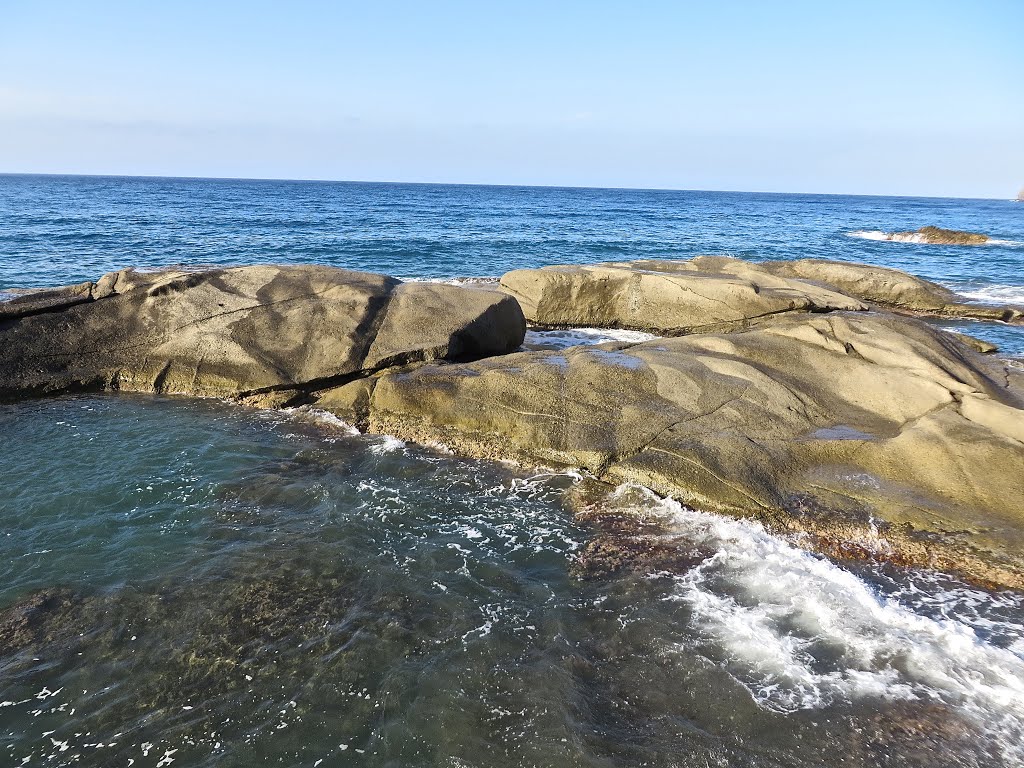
[365,312,1024,588]
[904,226,989,245]
[0,587,83,655]
[0,266,525,402]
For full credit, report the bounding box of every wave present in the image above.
[848,230,1020,246]
[602,485,1024,759]
[955,284,1024,305]
[849,229,929,243]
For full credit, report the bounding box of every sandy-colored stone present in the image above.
[500,256,867,334]
[762,258,1023,323]
[0,265,525,401]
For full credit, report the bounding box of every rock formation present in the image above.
[3,258,1023,588]
[761,258,1023,323]
[0,265,526,402]
[500,256,867,334]
[500,256,1021,332]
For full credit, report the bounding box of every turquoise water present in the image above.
[2,176,1024,766]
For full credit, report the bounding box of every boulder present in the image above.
[499,256,867,334]
[359,312,1024,588]
[0,265,525,401]
[762,258,1023,323]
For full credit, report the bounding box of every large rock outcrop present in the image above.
[499,257,867,334]
[347,312,1024,588]
[762,258,1024,323]
[0,265,526,402]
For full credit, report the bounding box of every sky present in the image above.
[1,0,1022,197]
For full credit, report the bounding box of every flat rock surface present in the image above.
[0,265,525,401]
[360,311,1024,588]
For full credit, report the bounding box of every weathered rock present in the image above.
[361,312,1024,588]
[762,258,1024,323]
[948,332,998,354]
[499,256,867,334]
[883,226,990,245]
[0,265,526,401]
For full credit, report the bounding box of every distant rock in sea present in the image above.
[850,226,991,245]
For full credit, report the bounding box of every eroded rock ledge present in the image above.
[2,259,1023,589]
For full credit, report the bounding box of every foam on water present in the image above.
[849,230,1021,246]
[281,406,360,435]
[955,284,1024,305]
[523,327,660,349]
[598,486,1024,757]
[849,229,930,243]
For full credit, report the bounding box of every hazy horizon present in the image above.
[2,1,1021,198]
[2,171,1018,202]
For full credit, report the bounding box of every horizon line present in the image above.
[0,171,1009,203]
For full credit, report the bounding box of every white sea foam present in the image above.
[956,284,1024,305]
[399,276,500,286]
[848,229,929,243]
[848,230,1021,246]
[282,406,360,435]
[523,327,659,350]
[603,485,1024,756]
[369,435,406,454]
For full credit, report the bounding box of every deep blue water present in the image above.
[1,174,1022,291]
[3,175,1024,766]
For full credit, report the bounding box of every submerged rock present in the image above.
[361,312,1024,588]
[499,256,867,334]
[0,265,525,401]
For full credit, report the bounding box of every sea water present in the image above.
[1,175,1023,767]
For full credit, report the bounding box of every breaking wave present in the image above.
[955,284,1024,305]
[604,486,1024,759]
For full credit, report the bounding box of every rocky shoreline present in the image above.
[2,257,1023,589]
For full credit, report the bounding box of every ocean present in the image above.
[2,174,1023,767]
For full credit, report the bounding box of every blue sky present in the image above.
[1,0,1021,196]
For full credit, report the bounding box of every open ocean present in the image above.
[2,174,1024,767]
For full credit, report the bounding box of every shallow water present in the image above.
[2,396,1023,767]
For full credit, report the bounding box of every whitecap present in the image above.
[955,284,1024,305]
[848,229,927,243]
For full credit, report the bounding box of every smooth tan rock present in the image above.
[363,312,1024,587]
[0,265,525,401]
[499,256,867,334]
[762,258,1023,323]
